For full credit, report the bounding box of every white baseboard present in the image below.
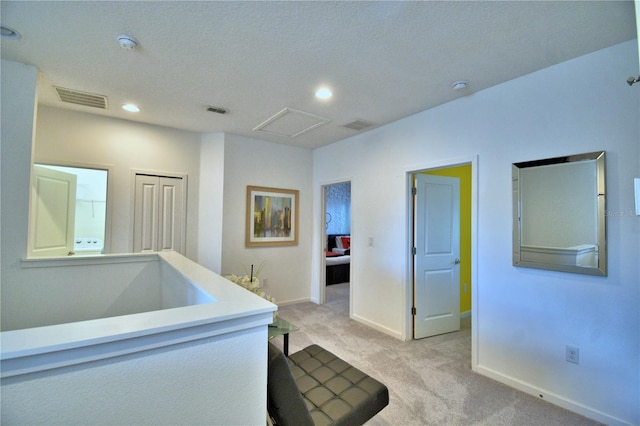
[276,297,312,307]
[275,298,404,340]
[351,313,404,340]
[475,364,635,426]
[460,310,471,319]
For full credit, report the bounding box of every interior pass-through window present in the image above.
[29,164,108,257]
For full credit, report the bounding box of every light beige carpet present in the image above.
[275,283,601,426]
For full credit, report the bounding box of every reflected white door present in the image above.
[133,174,185,254]
[29,165,77,257]
[414,174,460,339]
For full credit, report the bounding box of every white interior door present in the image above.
[133,174,185,254]
[414,173,461,339]
[133,174,159,253]
[29,165,77,257]
[158,176,184,252]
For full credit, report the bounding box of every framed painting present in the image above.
[246,185,299,247]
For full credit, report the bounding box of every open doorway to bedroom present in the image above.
[322,181,351,311]
[411,163,473,342]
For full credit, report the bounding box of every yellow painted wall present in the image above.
[423,165,472,314]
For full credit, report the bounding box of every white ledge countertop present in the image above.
[1,251,276,374]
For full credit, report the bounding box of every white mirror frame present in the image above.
[512,151,606,276]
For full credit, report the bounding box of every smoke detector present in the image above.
[451,81,468,91]
[1,25,21,39]
[118,34,138,50]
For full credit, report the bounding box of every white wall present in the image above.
[2,328,267,425]
[221,133,313,305]
[312,41,639,424]
[2,257,161,331]
[197,132,225,273]
[33,106,202,258]
[1,59,39,326]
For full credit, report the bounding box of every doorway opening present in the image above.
[410,163,473,340]
[321,181,351,310]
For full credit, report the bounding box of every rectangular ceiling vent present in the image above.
[207,106,228,114]
[54,86,108,109]
[342,119,375,131]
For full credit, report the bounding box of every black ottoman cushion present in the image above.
[287,345,389,426]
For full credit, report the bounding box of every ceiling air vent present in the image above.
[206,106,228,114]
[342,119,375,131]
[54,86,108,109]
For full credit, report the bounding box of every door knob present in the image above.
[454,258,461,264]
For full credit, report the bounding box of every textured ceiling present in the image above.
[1,1,636,149]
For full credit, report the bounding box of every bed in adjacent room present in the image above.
[326,234,350,285]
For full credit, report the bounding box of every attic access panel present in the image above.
[254,107,330,138]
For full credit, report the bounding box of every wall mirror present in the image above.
[512,151,606,276]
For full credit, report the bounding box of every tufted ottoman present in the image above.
[267,343,389,426]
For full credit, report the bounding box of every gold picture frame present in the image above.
[246,185,299,247]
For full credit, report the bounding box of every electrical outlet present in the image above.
[566,346,579,364]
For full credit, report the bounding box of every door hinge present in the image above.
[411,307,417,315]
[412,187,417,196]
[412,246,417,255]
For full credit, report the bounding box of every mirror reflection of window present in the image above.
[30,164,107,257]
[520,161,597,249]
[512,151,606,276]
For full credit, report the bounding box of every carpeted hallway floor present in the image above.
[275,283,601,426]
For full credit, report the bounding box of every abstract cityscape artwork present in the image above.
[246,185,299,247]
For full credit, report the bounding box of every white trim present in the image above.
[634,178,640,216]
[319,184,328,305]
[476,365,635,426]
[276,297,313,307]
[635,0,640,74]
[403,155,477,175]
[352,313,405,341]
[21,252,157,268]
[317,177,353,311]
[30,160,115,254]
[404,155,479,363]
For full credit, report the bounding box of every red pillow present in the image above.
[341,237,351,249]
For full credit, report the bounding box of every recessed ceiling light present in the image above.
[1,25,21,39]
[122,104,140,112]
[315,88,333,99]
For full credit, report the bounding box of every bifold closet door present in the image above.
[133,174,185,254]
